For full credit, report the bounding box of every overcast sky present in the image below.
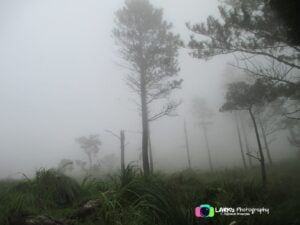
[0,0,295,178]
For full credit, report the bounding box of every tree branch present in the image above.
[105,130,121,140]
[148,101,181,122]
[246,153,261,162]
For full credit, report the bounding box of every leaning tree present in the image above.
[220,79,277,188]
[113,0,182,175]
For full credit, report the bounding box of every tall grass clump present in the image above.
[0,168,82,225]
[34,168,82,207]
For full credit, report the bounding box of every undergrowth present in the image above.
[0,160,299,225]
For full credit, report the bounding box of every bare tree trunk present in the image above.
[258,119,273,165]
[120,130,125,172]
[240,114,253,167]
[235,112,248,169]
[141,74,150,176]
[184,120,192,169]
[148,128,154,173]
[203,126,213,172]
[249,108,267,188]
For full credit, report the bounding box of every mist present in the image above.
[0,0,297,179]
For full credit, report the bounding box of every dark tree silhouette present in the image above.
[113,0,182,176]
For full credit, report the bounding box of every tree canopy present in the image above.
[187,0,300,77]
[220,79,277,112]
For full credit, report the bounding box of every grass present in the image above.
[0,160,299,225]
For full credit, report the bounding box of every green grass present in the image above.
[0,160,299,225]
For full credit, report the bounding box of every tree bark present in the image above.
[258,119,273,165]
[120,130,125,172]
[148,128,154,173]
[203,126,213,172]
[140,73,150,176]
[235,112,248,169]
[184,120,192,169]
[249,108,267,188]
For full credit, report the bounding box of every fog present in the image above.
[0,0,296,178]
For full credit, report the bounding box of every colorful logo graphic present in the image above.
[195,204,215,218]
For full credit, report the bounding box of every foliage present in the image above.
[0,169,82,225]
[188,0,300,121]
[270,0,300,46]
[0,162,300,225]
[220,79,277,112]
[188,0,300,69]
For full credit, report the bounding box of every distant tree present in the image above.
[113,0,182,175]
[221,68,255,168]
[192,97,214,171]
[75,135,101,170]
[220,79,277,188]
